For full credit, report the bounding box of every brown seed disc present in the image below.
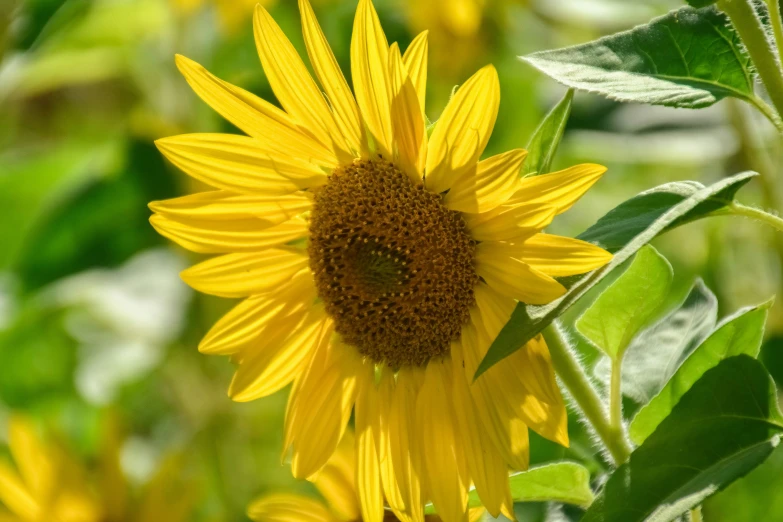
[308,158,478,368]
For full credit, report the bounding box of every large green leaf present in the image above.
[630,300,770,444]
[593,280,718,403]
[576,246,673,360]
[578,178,749,253]
[475,171,756,378]
[523,89,574,176]
[584,355,783,522]
[522,5,755,109]
[423,462,594,515]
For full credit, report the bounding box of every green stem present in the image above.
[543,323,632,466]
[729,201,783,232]
[748,95,783,134]
[690,505,704,522]
[719,0,783,123]
[766,0,783,65]
[609,358,623,432]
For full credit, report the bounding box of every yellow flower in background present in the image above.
[0,416,195,522]
[248,432,486,522]
[170,0,276,35]
[149,0,612,519]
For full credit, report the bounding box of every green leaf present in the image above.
[687,0,717,7]
[584,355,783,522]
[576,246,673,360]
[630,300,771,444]
[523,89,574,176]
[522,5,755,109]
[594,279,718,403]
[475,171,755,378]
[578,178,750,253]
[423,462,594,515]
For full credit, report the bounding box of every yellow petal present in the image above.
[464,202,556,242]
[289,338,360,479]
[444,149,527,214]
[0,462,37,520]
[450,359,512,518]
[377,372,406,517]
[416,360,469,522]
[387,368,424,522]
[311,431,360,521]
[229,309,329,402]
[507,163,607,214]
[354,366,384,522]
[299,0,364,155]
[8,417,52,501]
[469,285,567,445]
[468,508,487,522]
[180,248,309,297]
[506,335,569,446]
[200,271,316,355]
[389,43,426,181]
[455,322,530,471]
[155,134,327,194]
[253,5,352,162]
[174,56,338,168]
[149,191,312,227]
[150,214,308,254]
[517,233,612,277]
[425,65,499,195]
[351,0,393,158]
[402,31,428,116]
[475,242,566,305]
[247,494,335,522]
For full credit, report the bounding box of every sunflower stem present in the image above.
[690,506,704,522]
[543,322,632,466]
[718,0,783,126]
[609,358,623,433]
[728,201,783,232]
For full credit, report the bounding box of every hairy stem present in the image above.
[543,322,632,466]
[610,358,623,434]
[719,0,783,123]
[690,505,704,522]
[729,201,783,232]
[766,0,783,65]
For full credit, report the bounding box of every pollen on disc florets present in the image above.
[308,158,478,368]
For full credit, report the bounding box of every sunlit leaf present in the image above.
[523,89,574,176]
[522,5,756,109]
[593,279,718,403]
[475,171,756,378]
[424,461,594,515]
[576,246,672,360]
[583,355,783,522]
[630,300,771,444]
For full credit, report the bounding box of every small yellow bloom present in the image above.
[0,416,195,522]
[150,1,612,520]
[170,0,276,35]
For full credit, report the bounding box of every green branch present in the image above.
[543,323,632,466]
[728,201,783,232]
[719,0,783,125]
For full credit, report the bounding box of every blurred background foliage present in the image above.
[0,0,781,520]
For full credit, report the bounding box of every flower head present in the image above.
[150,1,612,520]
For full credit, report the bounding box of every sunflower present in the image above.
[149,0,611,520]
[247,431,486,522]
[0,416,195,522]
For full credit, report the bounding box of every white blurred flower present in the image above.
[47,249,191,404]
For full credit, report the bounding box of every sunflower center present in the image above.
[308,158,478,368]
